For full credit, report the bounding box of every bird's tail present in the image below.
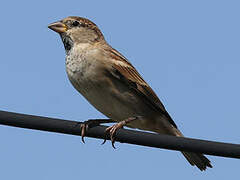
[174,128,212,171]
[181,151,212,171]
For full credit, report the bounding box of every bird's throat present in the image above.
[60,34,74,54]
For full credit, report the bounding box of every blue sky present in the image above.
[0,0,239,179]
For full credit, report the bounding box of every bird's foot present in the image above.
[79,119,112,143]
[102,121,126,148]
[102,116,140,148]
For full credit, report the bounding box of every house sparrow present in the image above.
[48,16,212,171]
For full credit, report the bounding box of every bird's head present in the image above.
[48,16,104,52]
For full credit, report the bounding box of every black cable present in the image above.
[0,110,239,158]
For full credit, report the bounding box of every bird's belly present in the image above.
[67,71,157,130]
[76,80,141,121]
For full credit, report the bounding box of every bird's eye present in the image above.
[72,21,80,27]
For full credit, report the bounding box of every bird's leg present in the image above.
[103,116,141,148]
[79,119,115,143]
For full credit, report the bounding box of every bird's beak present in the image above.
[48,21,68,33]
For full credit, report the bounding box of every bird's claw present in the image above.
[80,123,89,143]
[79,119,106,143]
[102,121,126,148]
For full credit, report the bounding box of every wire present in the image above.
[0,110,239,159]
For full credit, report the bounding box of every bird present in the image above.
[48,16,212,171]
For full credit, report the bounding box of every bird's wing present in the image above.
[105,47,177,128]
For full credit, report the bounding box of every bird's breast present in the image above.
[65,47,137,121]
[66,45,102,81]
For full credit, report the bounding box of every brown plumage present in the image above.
[48,16,212,171]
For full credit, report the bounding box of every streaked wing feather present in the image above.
[107,48,177,128]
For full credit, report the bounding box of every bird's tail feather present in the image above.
[173,128,212,171]
[181,151,212,171]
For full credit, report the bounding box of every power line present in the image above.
[0,110,239,159]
